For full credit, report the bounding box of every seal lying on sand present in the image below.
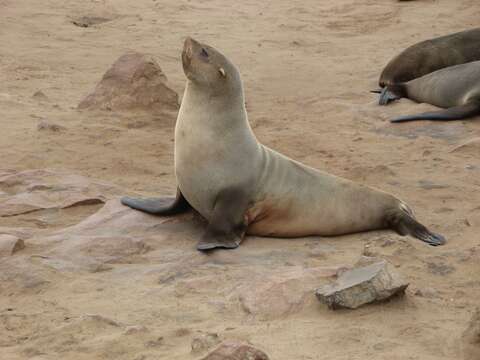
[377,28,480,104]
[385,61,480,122]
[122,37,445,251]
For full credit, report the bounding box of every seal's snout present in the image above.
[183,37,200,58]
[182,37,200,70]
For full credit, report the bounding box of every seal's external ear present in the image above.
[218,67,226,78]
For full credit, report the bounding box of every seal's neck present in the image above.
[178,80,249,131]
[184,80,245,109]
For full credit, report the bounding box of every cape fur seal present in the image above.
[122,37,445,251]
[377,28,480,104]
[386,61,480,122]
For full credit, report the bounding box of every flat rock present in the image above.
[35,199,199,271]
[462,309,480,360]
[0,234,25,256]
[238,266,341,319]
[78,52,179,112]
[0,169,120,217]
[315,260,408,309]
[200,340,269,360]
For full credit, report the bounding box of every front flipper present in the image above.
[196,187,249,251]
[379,86,402,105]
[121,188,191,215]
[391,102,480,123]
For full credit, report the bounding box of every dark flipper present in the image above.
[379,87,402,105]
[387,207,446,246]
[121,188,191,215]
[196,187,249,251]
[370,89,382,94]
[391,102,480,123]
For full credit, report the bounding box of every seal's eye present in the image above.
[201,48,209,58]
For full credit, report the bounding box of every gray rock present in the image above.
[315,260,408,309]
[200,340,269,360]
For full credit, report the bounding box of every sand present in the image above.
[1,0,480,359]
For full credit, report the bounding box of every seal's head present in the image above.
[182,37,241,95]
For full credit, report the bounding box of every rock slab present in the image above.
[200,340,269,360]
[78,52,179,112]
[0,234,25,257]
[315,260,408,309]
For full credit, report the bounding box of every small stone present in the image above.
[124,325,148,335]
[174,328,191,337]
[315,260,409,310]
[82,314,120,327]
[71,16,113,28]
[414,287,440,299]
[418,180,448,190]
[191,332,221,354]
[145,336,164,348]
[32,90,49,102]
[201,340,269,360]
[37,120,66,132]
[0,235,25,256]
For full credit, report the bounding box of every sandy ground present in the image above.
[1,0,480,359]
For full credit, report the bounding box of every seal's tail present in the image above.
[391,101,480,123]
[387,203,446,246]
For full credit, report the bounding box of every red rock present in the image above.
[78,52,179,112]
[0,169,120,217]
[238,266,340,319]
[201,340,269,360]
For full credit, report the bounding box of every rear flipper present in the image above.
[121,188,191,215]
[387,206,446,246]
[391,101,480,123]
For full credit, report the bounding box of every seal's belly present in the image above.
[245,196,387,238]
[244,150,395,238]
